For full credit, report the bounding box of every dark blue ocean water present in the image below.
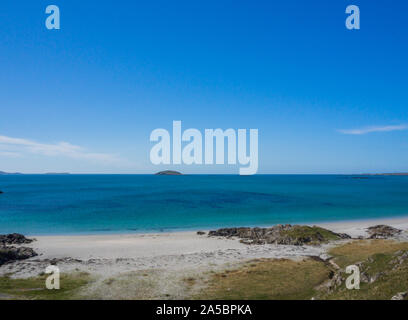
[1,174,408,235]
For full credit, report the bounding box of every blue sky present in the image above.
[0,0,407,174]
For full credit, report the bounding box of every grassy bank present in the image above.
[194,240,408,300]
[194,258,330,300]
[317,240,408,300]
[1,240,407,300]
[0,272,91,300]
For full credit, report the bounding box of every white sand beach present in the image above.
[24,216,408,260]
[2,216,408,274]
[1,217,408,299]
[317,217,408,238]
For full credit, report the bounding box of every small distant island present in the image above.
[362,173,408,176]
[0,171,22,175]
[155,170,182,175]
[0,171,70,175]
[44,172,70,175]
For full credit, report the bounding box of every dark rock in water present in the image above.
[155,170,182,175]
[0,246,37,266]
[208,225,350,246]
[0,190,3,194]
[367,225,402,239]
[0,233,35,245]
[197,231,206,235]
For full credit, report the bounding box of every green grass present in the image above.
[319,246,408,300]
[2,240,407,300]
[280,225,342,244]
[0,272,91,300]
[328,239,408,268]
[195,240,408,300]
[194,258,331,300]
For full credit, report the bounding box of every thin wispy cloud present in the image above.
[338,124,408,135]
[0,135,132,166]
[0,151,22,158]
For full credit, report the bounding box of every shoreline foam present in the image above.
[27,214,408,238]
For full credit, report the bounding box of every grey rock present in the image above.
[208,225,350,246]
[391,292,407,300]
[0,246,38,266]
[370,272,385,283]
[0,233,34,245]
[367,225,402,239]
[360,272,370,283]
[390,250,408,270]
[321,273,344,293]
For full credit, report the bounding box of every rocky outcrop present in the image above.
[0,233,34,245]
[0,190,3,194]
[0,234,37,266]
[316,249,408,298]
[0,246,38,266]
[367,225,402,239]
[155,170,182,175]
[391,292,407,300]
[197,231,206,235]
[390,250,408,270]
[318,272,344,293]
[208,225,351,246]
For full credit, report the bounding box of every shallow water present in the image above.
[1,174,408,235]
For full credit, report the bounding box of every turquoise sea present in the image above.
[1,174,408,235]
